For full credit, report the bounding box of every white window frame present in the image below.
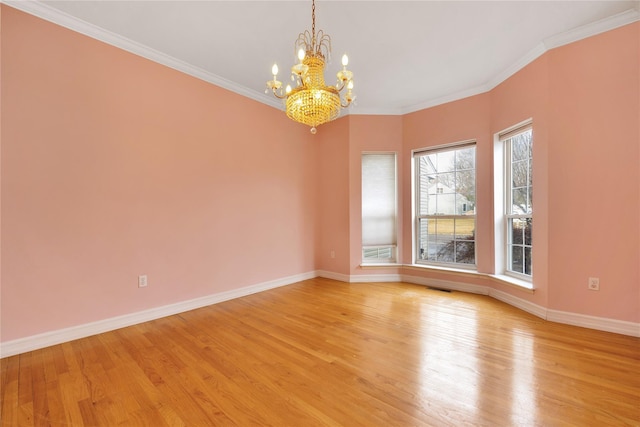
[497,120,533,281]
[361,152,398,264]
[413,141,477,269]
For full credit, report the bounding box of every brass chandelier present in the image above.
[266,0,355,134]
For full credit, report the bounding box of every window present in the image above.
[362,153,397,263]
[414,142,476,267]
[501,124,533,278]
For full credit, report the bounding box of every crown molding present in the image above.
[3,1,639,116]
[399,41,546,114]
[350,107,403,116]
[401,7,639,115]
[544,8,640,50]
[400,84,493,116]
[2,0,280,109]
[484,43,548,94]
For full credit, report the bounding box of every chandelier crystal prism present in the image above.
[266,0,355,134]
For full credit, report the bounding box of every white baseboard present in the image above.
[316,270,351,283]
[317,270,403,283]
[3,270,638,358]
[403,274,639,337]
[547,309,640,337]
[350,274,403,283]
[402,274,489,295]
[489,288,548,320]
[0,271,316,358]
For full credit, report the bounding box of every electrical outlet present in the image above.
[588,277,599,291]
[138,275,148,288]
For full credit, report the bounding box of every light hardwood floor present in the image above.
[2,278,639,426]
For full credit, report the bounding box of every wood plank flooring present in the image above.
[2,278,639,426]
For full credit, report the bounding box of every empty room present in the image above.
[1,1,639,425]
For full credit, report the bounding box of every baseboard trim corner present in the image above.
[316,270,351,283]
[489,288,548,320]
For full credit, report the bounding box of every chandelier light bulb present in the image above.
[286,85,292,94]
[298,48,306,62]
[348,80,354,90]
[342,54,349,67]
[272,63,279,77]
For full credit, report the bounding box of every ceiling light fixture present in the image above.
[266,0,355,134]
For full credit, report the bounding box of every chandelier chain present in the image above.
[311,0,316,48]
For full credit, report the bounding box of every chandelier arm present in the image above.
[315,30,331,59]
[270,89,287,99]
[294,30,312,57]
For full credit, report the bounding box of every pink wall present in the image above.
[400,23,638,322]
[546,23,639,321]
[490,55,550,308]
[2,6,638,346]
[0,5,4,329]
[316,118,351,275]
[1,6,318,341]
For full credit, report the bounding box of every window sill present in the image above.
[488,274,534,293]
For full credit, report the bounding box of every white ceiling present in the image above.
[12,1,640,115]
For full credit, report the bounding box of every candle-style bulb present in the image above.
[298,48,306,62]
[342,54,349,67]
[272,63,279,76]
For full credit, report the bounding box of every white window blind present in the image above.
[362,153,397,250]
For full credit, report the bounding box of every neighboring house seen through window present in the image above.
[414,142,476,267]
